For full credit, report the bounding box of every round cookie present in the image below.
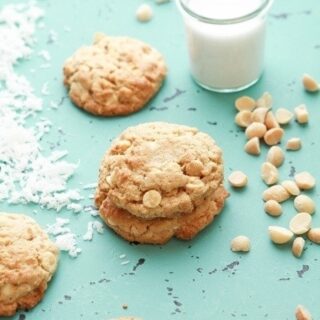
[99,186,228,244]
[95,122,224,219]
[63,33,167,116]
[0,213,59,317]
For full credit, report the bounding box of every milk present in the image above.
[177,0,272,92]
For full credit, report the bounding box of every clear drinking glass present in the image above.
[176,0,273,92]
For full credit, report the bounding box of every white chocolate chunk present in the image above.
[286,138,302,151]
[244,137,260,155]
[308,228,320,244]
[256,92,272,109]
[275,108,293,125]
[235,110,252,128]
[302,73,319,92]
[245,122,267,139]
[143,190,161,208]
[268,226,293,244]
[263,185,290,202]
[136,4,153,22]
[281,180,300,196]
[264,200,282,217]
[266,146,284,167]
[292,237,305,258]
[261,162,278,185]
[294,104,309,124]
[294,195,315,214]
[228,171,248,188]
[235,96,256,111]
[264,128,284,145]
[295,304,313,320]
[289,213,312,235]
[230,235,251,252]
[294,171,316,190]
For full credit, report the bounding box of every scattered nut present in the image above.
[294,171,316,190]
[265,111,279,129]
[286,138,302,151]
[136,4,153,22]
[230,235,251,252]
[294,104,309,124]
[307,228,320,244]
[263,185,290,202]
[244,137,260,155]
[261,162,278,185]
[256,92,272,109]
[302,73,319,92]
[264,200,282,217]
[281,180,300,196]
[251,107,268,123]
[275,108,294,125]
[268,226,293,244]
[295,304,313,320]
[263,128,284,145]
[235,110,252,128]
[292,237,305,258]
[228,171,248,188]
[235,96,256,111]
[245,122,267,139]
[266,146,285,167]
[289,213,312,235]
[294,195,315,214]
[142,190,162,208]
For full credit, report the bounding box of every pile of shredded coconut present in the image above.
[0,2,82,212]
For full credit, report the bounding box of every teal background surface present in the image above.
[1,0,320,319]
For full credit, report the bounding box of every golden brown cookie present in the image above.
[0,213,59,317]
[99,186,228,244]
[63,33,167,116]
[95,122,224,219]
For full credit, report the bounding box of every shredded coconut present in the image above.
[83,220,104,241]
[120,261,130,265]
[83,183,97,190]
[38,49,51,61]
[0,2,82,213]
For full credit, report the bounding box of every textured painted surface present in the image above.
[1,0,320,319]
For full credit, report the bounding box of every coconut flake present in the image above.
[83,220,104,241]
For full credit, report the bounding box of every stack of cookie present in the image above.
[95,122,228,244]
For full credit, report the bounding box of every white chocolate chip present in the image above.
[294,104,309,124]
[228,171,248,188]
[268,226,293,244]
[244,137,260,155]
[142,190,162,208]
[136,4,153,22]
[292,237,305,258]
[286,138,302,151]
[261,162,278,185]
[230,235,251,252]
[294,171,316,190]
[263,185,290,202]
[235,110,252,128]
[281,180,300,196]
[245,122,267,139]
[185,160,204,177]
[266,146,285,167]
[294,195,315,214]
[265,111,280,129]
[289,213,312,235]
[251,107,268,123]
[308,228,320,244]
[235,96,256,111]
[264,128,284,146]
[264,200,282,217]
[295,305,313,320]
[256,92,272,109]
[302,73,319,92]
[275,108,294,125]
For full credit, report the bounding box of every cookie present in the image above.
[0,213,59,316]
[95,122,224,219]
[63,33,167,116]
[99,186,228,244]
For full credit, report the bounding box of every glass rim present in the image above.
[178,0,273,24]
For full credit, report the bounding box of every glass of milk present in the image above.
[176,0,273,92]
